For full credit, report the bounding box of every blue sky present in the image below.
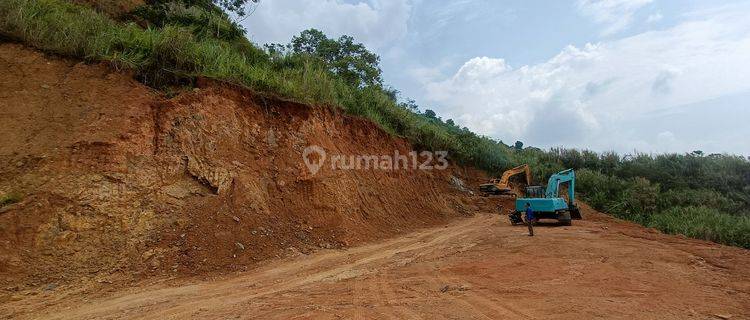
[241,0,750,155]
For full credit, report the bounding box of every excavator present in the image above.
[511,168,582,226]
[479,164,532,196]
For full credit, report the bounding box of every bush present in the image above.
[131,1,246,42]
[658,188,742,214]
[648,206,750,249]
[621,177,660,217]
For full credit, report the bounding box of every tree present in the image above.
[424,109,437,118]
[213,0,259,16]
[399,99,419,112]
[263,43,287,57]
[514,141,524,150]
[289,29,382,88]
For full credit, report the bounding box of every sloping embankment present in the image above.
[0,43,481,287]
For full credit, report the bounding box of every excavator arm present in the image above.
[479,164,532,195]
[544,168,574,204]
[544,169,580,219]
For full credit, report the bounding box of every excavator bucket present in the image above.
[570,206,582,220]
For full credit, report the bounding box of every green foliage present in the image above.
[548,149,750,247]
[658,188,742,214]
[648,206,750,249]
[621,177,660,220]
[154,0,257,17]
[545,149,750,214]
[0,0,268,87]
[131,1,246,42]
[575,168,626,211]
[285,29,382,88]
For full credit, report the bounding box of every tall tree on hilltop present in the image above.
[290,29,383,88]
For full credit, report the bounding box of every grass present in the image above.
[648,206,750,249]
[0,0,282,93]
[574,167,750,248]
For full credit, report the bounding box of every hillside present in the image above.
[0,43,480,287]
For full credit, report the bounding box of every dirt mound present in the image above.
[0,43,482,287]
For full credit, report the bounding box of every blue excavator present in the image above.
[510,169,582,226]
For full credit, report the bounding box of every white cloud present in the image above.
[423,5,750,153]
[576,0,653,35]
[450,57,510,83]
[241,0,411,48]
[646,12,663,23]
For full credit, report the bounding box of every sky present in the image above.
[240,0,750,155]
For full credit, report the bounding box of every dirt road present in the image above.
[3,206,750,319]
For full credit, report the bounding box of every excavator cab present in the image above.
[524,186,545,198]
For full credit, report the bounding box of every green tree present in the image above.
[514,141,524,150]
[213,0,258,16]
[290,29,382,88]
[399,99,419,112]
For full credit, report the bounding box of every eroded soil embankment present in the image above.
[0,43,480,287]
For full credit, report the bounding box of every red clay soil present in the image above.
[0,43,479,289]
[2,201,750,319]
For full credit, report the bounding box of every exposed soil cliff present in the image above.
[0,43,480,287]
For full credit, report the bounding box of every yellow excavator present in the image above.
[479,164,532,196]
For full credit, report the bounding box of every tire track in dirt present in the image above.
[8,213,750,320]
[377,266,423,320]
[422,265,494,320]
[434,270,532,319]
[36,217,481,320]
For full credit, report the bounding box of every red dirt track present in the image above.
[3,204,750,319]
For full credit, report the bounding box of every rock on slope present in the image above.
[0,43,477,287]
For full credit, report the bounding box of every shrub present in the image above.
[648,206,750,249]
[658,188,742,214]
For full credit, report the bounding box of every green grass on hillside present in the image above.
[648,206,750,249]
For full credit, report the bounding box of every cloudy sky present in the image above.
[241,0,750,155]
